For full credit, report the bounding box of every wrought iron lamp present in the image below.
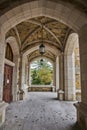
[40,59,43,65]
[39,44,45,55]
[39,25,45,55]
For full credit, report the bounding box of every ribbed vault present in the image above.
[28,49,56,62]
[6,16,71,60]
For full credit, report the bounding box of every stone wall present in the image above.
[28,85,53,92]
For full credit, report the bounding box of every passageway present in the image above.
[0,92,81,130]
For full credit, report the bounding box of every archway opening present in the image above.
[29,58,54,92]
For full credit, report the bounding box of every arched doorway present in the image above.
[3,43,13,103]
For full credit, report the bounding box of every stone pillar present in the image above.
[64,52,76,100]
[53,61,56,91]
[56,56,59,91]
[25,64,28,85]
[28,61,31,92]
[0,35,6,101]
[21,55,26,90]
[75,24,87,130]
[27,65,29,86]
[28,62,31,86]
[57,53,64,100]
[64,33,78,101]
[19,53,22,90]
[59,53,64,90]
[12,55,19,101]
[0,34,8,125]
[18,53,24,100]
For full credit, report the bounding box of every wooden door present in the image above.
[3,64,13,103]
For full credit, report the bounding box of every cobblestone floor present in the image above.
[0,92,81,130]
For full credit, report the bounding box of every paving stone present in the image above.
[0,92,81,130]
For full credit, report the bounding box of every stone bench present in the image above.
[0,101,8,126]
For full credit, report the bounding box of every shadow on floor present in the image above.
[71,122,82,130]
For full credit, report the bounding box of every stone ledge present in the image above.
[28,87,52,92]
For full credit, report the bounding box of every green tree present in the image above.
[31,59,53,85]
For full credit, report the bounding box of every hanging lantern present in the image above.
[40,59,43,65]
[39,44,45,55]
[39,24,45,55]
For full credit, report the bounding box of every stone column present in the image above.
[28,61,31,91]
[59,53,64,90]
[64,52,76,101]
[19,53,22,90]
[56,56,59,91]
[0,34,8,125]
[28,63,31,86]
[21,55,26,90]
[18,53,24,100]
[64,33,79,101]
[53,61,56,91]
[25,64,28,85]
[12,55,19,101]
[27,65,29,86]
[75,24,87,130]
[0,35,6,101]
[57,53,64,100]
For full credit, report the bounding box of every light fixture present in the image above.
[39,44,45,55]
[39,24,45,55]
[40,59,43,65]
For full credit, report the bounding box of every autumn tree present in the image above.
[31,59,53,85]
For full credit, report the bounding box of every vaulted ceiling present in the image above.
[4,0,87,62]
[6,16,70,51]
[6,16,71,61]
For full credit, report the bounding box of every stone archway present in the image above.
[5,36,19,101]
[20,44,59,92]
[6,36,19,56]
[0,0,86,101]
[0,1,86,129]
[0,0,87,34]
[64,33,79,100]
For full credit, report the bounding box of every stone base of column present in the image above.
[52,86,55,92]
[0,101,8,126]
[57,89,64,100]
[17,89,24,100]
[74,102,87,130]
[28,87,31,92]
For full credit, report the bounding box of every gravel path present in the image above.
[0,92,81,130]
